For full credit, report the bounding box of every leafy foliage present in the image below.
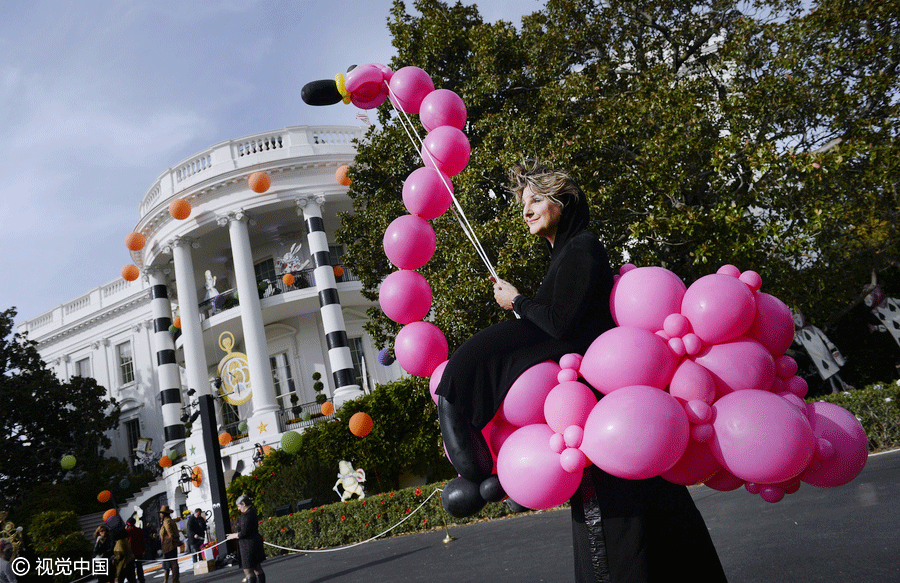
[337,0,900,383]
[0,308,122,512]
[27,510,92,583]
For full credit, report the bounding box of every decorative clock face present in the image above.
[217,331,252,406]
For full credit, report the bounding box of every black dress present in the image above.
[236,506,266,570]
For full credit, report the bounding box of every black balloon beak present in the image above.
[301,79,343,106]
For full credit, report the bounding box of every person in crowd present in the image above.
[226,495,266,583]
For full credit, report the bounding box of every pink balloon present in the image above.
[344,63,390,109]
[387,66,434,114]
[501,361,561,427]
[692,337,776,398]
[661,440,722,485]
[489,415,518,455]
[704,467,745,491]
[428,360,448,405]
[383,214,437,269]
[402,167,453,220]
[581,385,690,480]
[421,126,471,177]
[379,269,432,324]
[394,321,448,377]
[760,485,785,503]
[710,390,816,484]
[419,88,467,131]
[543,381,597,434]
[581,327,677,395]
[610,266,686,331]
[681,273,757,344]
[801,402,868,487]
[786,375,809,398]
[497,424,583,510]
[746,292,795,356]
[775,355,799,379]
[669,359,717,405]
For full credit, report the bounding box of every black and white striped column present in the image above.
[298,196,363,407]
[147,269,185,448]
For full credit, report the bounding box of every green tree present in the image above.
[338,0,899,384]
[0,307,122,511]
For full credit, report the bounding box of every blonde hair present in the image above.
[508,159,581,207]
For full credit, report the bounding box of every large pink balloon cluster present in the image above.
[355,64,471,379]
[466,264,867,509]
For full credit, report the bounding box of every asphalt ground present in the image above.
[143,448,898,583]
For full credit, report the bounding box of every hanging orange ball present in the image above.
[282,273,295,286]
[97,490,112,503]
[320,402,335,416]
[248,172,271,193]
[159,455,172,468]
[125,232,146,251]
[333,265,344,278]
[121,264,140,281]
[173,317,182,329]
[102,509,117,522]
[219,432,233,446]
[335,165,352,186]
[169,199,192,220]
[349,412,373,437]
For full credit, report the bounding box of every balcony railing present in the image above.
[279,398,336,431]
[219,421,251,446]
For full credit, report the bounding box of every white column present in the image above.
[219,211,279,416]
[297,196,363,407]
[170,238,211,398]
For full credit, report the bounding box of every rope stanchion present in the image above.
[262,488,449,555]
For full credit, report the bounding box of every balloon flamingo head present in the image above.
[301,63,394,109]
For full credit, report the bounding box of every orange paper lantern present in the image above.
[169,198,192,220]
[102,509,117,522]
[320,402,335,416]
[191,466,203,487]
[219,432,233,446]
[335,165,352,186]
[173,317,182,329]
[333,265,344,278]
[262,445,274,456]
[248,172,271,193]
[349,412,374,437]
[121,264,140,281]
[159,455,172,468]
[124,232,146,251]
[97,490,112,503]
[282,273,295,286]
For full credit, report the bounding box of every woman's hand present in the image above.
[492,277,520,311]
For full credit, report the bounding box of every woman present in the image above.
[157,506,180,583]
[436,161,727,582]
[93,525,114,583]
[226,495,266,583]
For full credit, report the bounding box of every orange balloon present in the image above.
[169,199,192,220]
[320,402,335,416]
[335,165,352,186]
[173,317,182,328]
[218,432,233,446]
[248,172,271,193]
[97,490,112,503]
[282,273,295,286]
[102,509,117,522]
[124,232,146,251]
[121,264,140,281]
[159,455,172,468]
[349,412,373,437]
[333,265,344,278]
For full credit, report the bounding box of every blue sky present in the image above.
[1,0,541,327]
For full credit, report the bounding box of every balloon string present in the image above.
[383,81,500,282]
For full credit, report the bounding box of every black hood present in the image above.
[549,186,590,258]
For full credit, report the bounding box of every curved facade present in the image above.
[18,125,403,528]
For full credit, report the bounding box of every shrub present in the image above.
[28,511,92,582]
[806,379,900,452]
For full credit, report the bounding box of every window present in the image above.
[124,418,140,469]
[270,353,298,411]
[329,245,349,282]
[74,357,91,378]
[116,342,134,385]
[254,257,277,285]
[348,337,367,389]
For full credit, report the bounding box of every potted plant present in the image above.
[313,372,326,404]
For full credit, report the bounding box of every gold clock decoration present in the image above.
[217,331,252,406]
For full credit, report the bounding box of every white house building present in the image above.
[16,125,403,536]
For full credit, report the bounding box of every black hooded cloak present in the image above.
[435,188,614,429]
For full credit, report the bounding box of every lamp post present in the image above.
[198,382,232,546]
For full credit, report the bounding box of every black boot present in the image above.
[438,396,493,483]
